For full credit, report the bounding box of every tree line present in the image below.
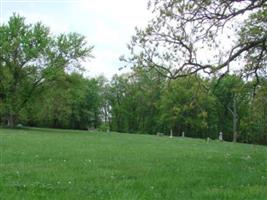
[105,70,267,145]
[1,12,267,145]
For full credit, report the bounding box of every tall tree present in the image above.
[159,76,216,137]
[0,14,93,127]
[241,79,267,144]
[107,69,165,134]
[124,0,267,79]
[212,75,249,142]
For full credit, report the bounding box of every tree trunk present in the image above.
[233,98,238,143]
[228,97,238,143]
[7,113,15,128]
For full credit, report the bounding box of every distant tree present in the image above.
[124,0,267,79]
[21,73,104,130]
[0,14,93,127]
[107,74,133,132]
[99,76,112,129]
[212,75,249,142]
[131,68,165,134]
[241,79,267,144]
[81,76,104,129]
[107,69,165,134]
[159,76,216,137]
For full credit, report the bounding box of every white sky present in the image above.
[0,0,151,78]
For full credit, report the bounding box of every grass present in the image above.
[0,128,266,200]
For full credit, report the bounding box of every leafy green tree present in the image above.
[240,79,267,144]
[107,69,165,134]
[131,68,165,134]
[81,76,104,129]
[21,73,104,130]
[124,0,267,79]
[107,74,133,132]
[159,76,216,138]
[212,75,249,142]
[0,14,93,127]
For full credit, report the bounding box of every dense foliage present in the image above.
[1,14,267,145]
[106,70,267,145]
[0,14,93,127]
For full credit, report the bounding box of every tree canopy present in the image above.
[0,14,93,127]
[124,0,267,79]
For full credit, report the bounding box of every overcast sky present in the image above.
[1,0,151,78]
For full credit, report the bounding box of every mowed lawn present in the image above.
[0,128,266,200]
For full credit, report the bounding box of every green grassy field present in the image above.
[0,128,266,200]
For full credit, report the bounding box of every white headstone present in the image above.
[170,129,173,138]
[182,131,185,137]
[219,132,223,141]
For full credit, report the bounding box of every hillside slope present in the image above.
[0,128,266,200]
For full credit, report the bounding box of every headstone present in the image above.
[182,131,185,137]
[207,137,210,143]
[16,124,23,128]
[170,129,173,138]
[219,132,223,141]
